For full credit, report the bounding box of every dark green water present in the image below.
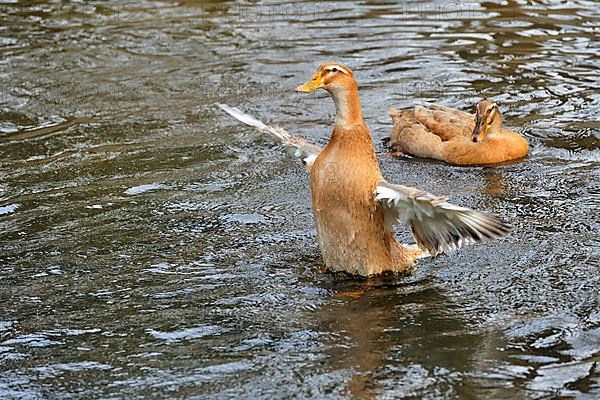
[1,1,599,398]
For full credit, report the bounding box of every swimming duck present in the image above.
[217,62,510,276]
[389,100,529,165]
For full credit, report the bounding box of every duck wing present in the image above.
[414,103,475,141]
[374,181,510,256]
[217,103,321,169]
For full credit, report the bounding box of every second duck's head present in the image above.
[472,99,503,142]
[295,62,357,96]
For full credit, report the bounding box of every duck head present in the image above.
[472,99,503,142]
[295,62,363,127]
[295,62,357,94]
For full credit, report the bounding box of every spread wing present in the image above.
[375,181,510,256]
[216,103,321,169]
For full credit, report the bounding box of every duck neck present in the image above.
[329,82,365,130]
[487,111,504,138]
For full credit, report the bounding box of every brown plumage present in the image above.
[389,100,529,165]
[218,63,511,276]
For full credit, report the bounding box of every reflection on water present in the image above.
[318,278,482,398]
[1,0,599,398]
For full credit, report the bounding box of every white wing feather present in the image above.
[375,181,510,256]
[216,103,321,168]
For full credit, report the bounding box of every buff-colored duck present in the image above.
[389,100,529,165]
[218,62,510,277]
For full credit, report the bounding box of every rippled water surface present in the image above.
[1,1,599,398]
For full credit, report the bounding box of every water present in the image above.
[1,0,599,398]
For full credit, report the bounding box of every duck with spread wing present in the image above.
[218,62,510,277]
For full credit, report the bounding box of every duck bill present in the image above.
[295,76,323,93]
[471,119,487,142]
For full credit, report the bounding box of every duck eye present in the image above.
[330,67,338,73]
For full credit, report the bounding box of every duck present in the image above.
[389,100,529,165]
[217,62,510,277]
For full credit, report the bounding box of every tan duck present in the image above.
[389,100,529,165]
[218,62,510,277]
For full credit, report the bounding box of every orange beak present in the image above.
[295,74,323,93]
